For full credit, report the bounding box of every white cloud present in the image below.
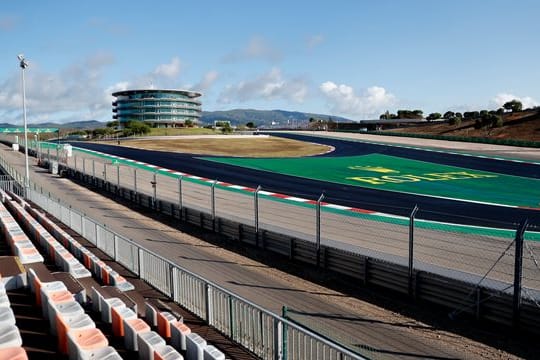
[219,68,307,104]
[319,81,397,118]
[307,34,324,49]
[0,52,116,124]
[191,71,219,92]
[491,93,539,109]
[222,36,281,63]
[154,57,181,78]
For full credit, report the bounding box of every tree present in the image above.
[448,116,462,126]
[426,112,442,121]
[503,99,522,112]
[443,111,455,120]
[106,121,119,128]
[220,123,233,134]
[184,119,193,127]
[246,122,255,129]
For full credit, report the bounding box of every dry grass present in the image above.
[387,109,540,142]
[119,136,331,157]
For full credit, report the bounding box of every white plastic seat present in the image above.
[100,297,125,324]
[154,345,183,360]
[203,345,225,360]
[186,333,207,360]
[137,331,166,360]
[0,324,22,349]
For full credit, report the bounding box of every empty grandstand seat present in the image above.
[137,331,166,360]
[170,322,191,352]
[123,318,150,351]
[154,345,183,360]
[66,327,109,359]
[203,345,225,360]
[0,324,22,349]
[111,306,136,337]
[156,311,177,340]
[0,346,28,360]
[186,333,207,360]
[57,313,95,354]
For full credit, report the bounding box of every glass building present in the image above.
[112,89,202,128]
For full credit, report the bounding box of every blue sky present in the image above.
[1,0,539,124]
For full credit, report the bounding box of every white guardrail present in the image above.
[0,146,367,360]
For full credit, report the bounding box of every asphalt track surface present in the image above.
[67,134,540,229]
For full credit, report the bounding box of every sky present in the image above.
[1,0,539,124]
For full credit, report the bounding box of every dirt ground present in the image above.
[387,109,540,142]
[118,136,332,157]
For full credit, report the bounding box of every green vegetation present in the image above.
[148,127,218,136]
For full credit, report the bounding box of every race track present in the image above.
[68,133,540,228]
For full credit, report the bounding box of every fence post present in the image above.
[316,193,325,268]
[281,306,288,360]
[134,168,137,197]
[408,205,419,297]
[205,283,211,324]
[211,180,217,231]
[103,162,107,188]
[254,186,261,244]
[513,218,528,329]
[116,164,120,194]
[152,172,157,209]
[178,175,183,220]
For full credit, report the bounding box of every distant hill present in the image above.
[2,110,350,130]
[201,109,351,126]
[0,120,105,130]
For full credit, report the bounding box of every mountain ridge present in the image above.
[1,109,352,129]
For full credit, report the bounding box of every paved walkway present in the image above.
[1,144,537,360]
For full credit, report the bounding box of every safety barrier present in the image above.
[22,185,365,359]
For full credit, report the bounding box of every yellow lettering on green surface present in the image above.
[348,166,399,174]
[347,171,498,185]
[346,177,388,185]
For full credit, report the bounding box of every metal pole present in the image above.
[152,171,157,208]
[513,218,528,328]
[316,193,325,267]
[116,163,120,193]
[211,180,217,230]
[178,175,183,217]
[254,185,261,234]
[92,159,95,185]
[19,57,29,190]
[134,168,137,195]
[408,205,419,297]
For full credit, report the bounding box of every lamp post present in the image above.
[18,54,29,190]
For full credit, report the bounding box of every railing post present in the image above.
[211,180,217,231]
[408,205,419,297]
[92,159,96,186]
[280,306,288,360]
[74,155,77,172]
[254,186,261,244]
[316,193,325,268]
[152,171,157,209]
[103,162,107,187]
[116,163,120,194]
[205,283,211,324]
[169,263,175,299]
[134,168,138,197]
[178,175,183,219]
[513,218,528,329]
[82,157,86,180]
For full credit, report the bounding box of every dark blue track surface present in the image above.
[69,136,540,229]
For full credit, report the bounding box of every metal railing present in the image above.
[0,152,366,360]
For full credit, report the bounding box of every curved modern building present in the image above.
[112,89,202,128]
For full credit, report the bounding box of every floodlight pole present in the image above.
[18,54,30,190]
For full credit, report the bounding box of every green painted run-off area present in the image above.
[204,154,540,209]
